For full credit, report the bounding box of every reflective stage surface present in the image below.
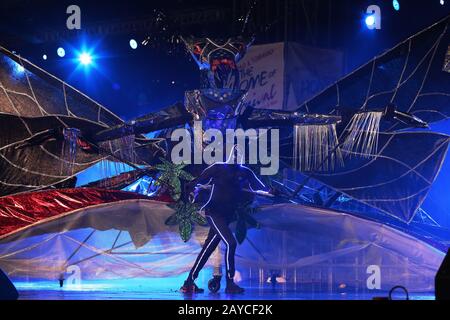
[14,277,434,300]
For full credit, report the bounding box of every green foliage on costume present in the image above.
[179,219,193,243]
[155,157,195,201]
[166,200,208,242]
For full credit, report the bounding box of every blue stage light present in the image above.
[57,47,66,58]
[440,0,445,5]
[365,15,376,27]
[73,43,99,73]
[16,65,25,73]
[392,0,400,11]
[129,39,138,50]
[42,54,47,60]
[7,58,25,75]
[78,52,92,66]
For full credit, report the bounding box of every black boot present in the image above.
[225,279,245,294]
[180,280,205,294]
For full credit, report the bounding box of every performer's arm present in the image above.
[242,105,427,130]
[240,165,269,192]
[93,102,193,142]
[240,107,341,129]
[185,164,218,191]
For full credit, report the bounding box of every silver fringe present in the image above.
[98,135,136,186]
[293,124,343,172]
[60,128,81,176]
[341,111,383,158]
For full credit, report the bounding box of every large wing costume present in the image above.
[279,15,450,223]
[0,16,448,291]
[0,46,172,196]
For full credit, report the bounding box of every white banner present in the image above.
[238,42,285,110]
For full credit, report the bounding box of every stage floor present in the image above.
[14,279,435,300]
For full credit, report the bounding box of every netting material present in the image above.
[341,111,383,158]
[297,15,450,126]
[0,202,443,292]
[280,130,450,222]
[283,16,450,222]
[0,47,123,125]
[0,47,162,197]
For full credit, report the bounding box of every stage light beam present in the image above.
[73,44,99,73]
[78,52,92,66]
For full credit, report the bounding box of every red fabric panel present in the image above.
[0,188,171,238]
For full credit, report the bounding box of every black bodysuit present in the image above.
[186,163,268,282]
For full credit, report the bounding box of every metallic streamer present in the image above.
[341,111,383,158]
[99,135,136,185]
[293,123,343,172]
[60,128,81,176]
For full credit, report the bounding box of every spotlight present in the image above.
[440,0,445,5]
[42,54,48,60]
[365,15,376,27]
[57,47,66,58]
[16,65,25,73]
[78,52,92,66]
[392,0,400,11]
[129,39,138,50]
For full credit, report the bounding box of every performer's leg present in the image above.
[181,227,221,293]
[186,227,221,282]
[212,244,223,277]
[206,215,243,293]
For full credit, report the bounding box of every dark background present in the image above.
[0,0,449,226]
[0,0,448,118]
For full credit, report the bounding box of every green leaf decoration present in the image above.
[167,200,207,241]
[179,219,193,242]
[175,201,194,218]
[192,213,208,226]
[165,213,179,226]
[178,170,195,181]
[170,176,182,201]
[155,157,194,201]
[154,164,167,172]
